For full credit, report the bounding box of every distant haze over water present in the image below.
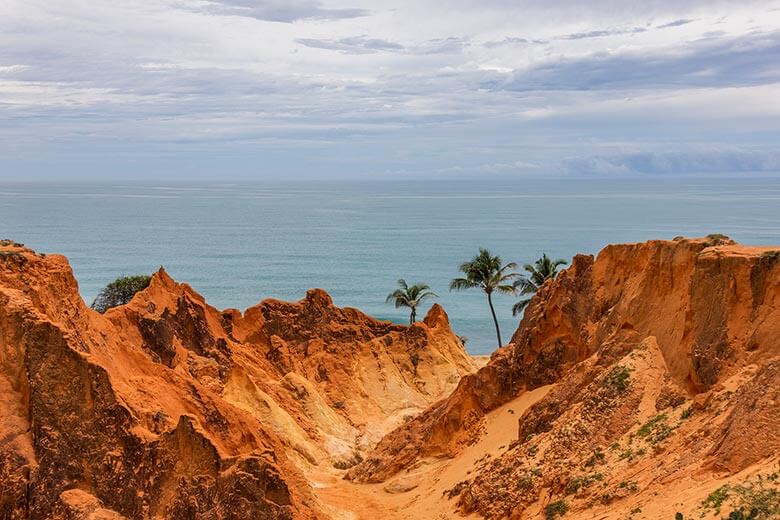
[2,177,779,355]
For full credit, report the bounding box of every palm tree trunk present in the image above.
[487,292,502,347]
[410,308,416,324]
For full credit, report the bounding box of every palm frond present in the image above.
[495,284,517,294]
[512,298,531,316]
[450,277,477,291]
[417,290,438,302]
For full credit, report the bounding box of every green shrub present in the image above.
[727,477,780,519]
[760,250,780,263]
[91,274,152,313]
[604,365,632,392]
[637,413,676,445]
[545,499,569,519]
[700,477,779,519]
[566,475,592,495]
[704,233,733,247]
[702,485,731,515]
[585,447,606,467]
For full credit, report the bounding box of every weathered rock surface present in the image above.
[0,242,474,519]
[346,237,780,519]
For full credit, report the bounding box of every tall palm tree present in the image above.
[386,279,438,324]
[512,254,568,316]
[450,249,520,348]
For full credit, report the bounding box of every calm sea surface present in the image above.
[2,177,779,355]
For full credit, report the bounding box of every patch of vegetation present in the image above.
[637,413,676,445]
[673,236,686,242]
[675,512,684,520]
[702,484,731,515]
[566,475,593,495]
[545,499,569,519]
[618,480,639,493]
[585,447,606,467]
[760,250,780,263]
[0,239,23,247]
[565,472,605,496]
[721,476,780,519]
[681,406,693,420]
[91,274,153,313]
[0,251,27,264]
[619,447,636,461]
[604,365,632,393]
[704,233,734,247]
[518,472,535,490]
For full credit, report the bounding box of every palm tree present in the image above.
[450,249,520,348]
[512,254,568,316]
[386,279,438,324]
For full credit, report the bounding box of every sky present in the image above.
[1,0,779,181]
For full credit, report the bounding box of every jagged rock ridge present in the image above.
[0,242,474,519]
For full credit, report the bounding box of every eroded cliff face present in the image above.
[346,237,780,519]
[0,242,474,519]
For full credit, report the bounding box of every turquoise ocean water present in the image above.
[1,177,779,355]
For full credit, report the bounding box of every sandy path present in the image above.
[310,385,553,519]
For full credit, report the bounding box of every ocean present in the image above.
[2,176,779,355]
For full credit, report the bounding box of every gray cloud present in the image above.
[296,36,404,54]
[484,21,683,48]
[498,30,780,91]
[656,18,696,28]
[193,0,367,22]
[296,35,467,55]
[559,26,647,40]
[483,36,530,48]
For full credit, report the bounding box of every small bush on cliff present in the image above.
[91,274,152,313]
[637,413,676,445]
[704,233,734,247]
[604,365,631,393]
[545,499,569,519]
[760,250,780,263]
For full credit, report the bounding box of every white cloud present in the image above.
[0,0,779,179]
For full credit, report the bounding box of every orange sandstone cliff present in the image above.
[346,237,780,519]
[2,237,779,520]
[0,241,473,519]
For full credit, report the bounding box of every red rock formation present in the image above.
[0,242,474,519]
[347,236,780,513]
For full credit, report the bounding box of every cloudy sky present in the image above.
[1,0,779,180]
